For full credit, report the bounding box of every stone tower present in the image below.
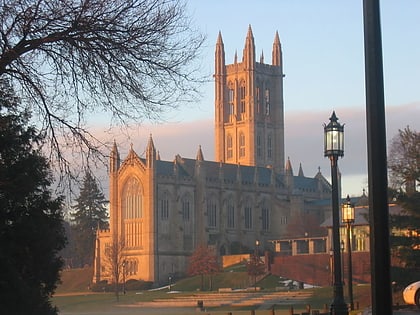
[214,25,285,172]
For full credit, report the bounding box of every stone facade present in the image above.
[93,27,332,286]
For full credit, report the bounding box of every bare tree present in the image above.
[0,0,205,183]
[187,245,219,291]
[104,236,125,300]
[245,253,265,291]
[388,126,419,194]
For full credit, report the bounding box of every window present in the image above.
[280,216,288,225]
[267,135,272,159]
[244,205,252,229]
[160,193,169,221]
[265,88,270,115]
[239,84,246,114]
[123,178,142,219]
[227,134,233,159]
[125,259,138,275]
[207,199,217,227]
[257,134,262,157]
[227,201,235,229]
[262,207,270,231]
[182,198,190,221]
[239,133,245,157]
[256,86,261,114]
[228,87,235,116]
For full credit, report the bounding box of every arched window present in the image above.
[123,178,142,219]
[226,134,233,160]
[262,207,270,231]
[239,82,246,114]
[182,197,190,221]
[267,134,272,159]
[181,194,193,235]
[244,199,252,229]
[160,191,169,221]
[265,88,270,115]
[228,83,235,116]
[207,197,217,228]
[227,199,235,229]
[257,134,262,158]
[122,178,143,248]
[256,86,261,114]
[239,133,245,158]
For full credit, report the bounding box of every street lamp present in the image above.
[324,111,348,315]
[255,239,260,257]
[342,195,355,310]
[254,239,260,291]
[122,260,126,294]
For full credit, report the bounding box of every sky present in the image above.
[97,1,419,198]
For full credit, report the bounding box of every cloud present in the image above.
[91,102,418,197]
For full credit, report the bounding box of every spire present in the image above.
[285,157,293,176]
[110,140,120,173]
[146,134,156,168]
[298,163,304,177]
[272,31,282,66]
[243,24,255,69]
[215,31,225,76]
[196,145,204,161]
[260,50,264,63]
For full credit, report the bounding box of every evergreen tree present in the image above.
[0,79,66,315]
[71,172,108,267]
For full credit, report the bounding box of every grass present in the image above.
[53,267,407,314]
[56,267,93,294]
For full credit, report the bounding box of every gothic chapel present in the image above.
[93,26,332,285]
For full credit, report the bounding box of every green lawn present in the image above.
[53,267,404,314]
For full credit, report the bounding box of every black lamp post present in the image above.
[122,260,126,294]
[324,111,348,315]
[254,239,260,291]
[342,195,355,311]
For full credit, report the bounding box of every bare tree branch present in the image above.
[0,0,206,189]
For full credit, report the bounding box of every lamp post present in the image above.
[324,111,348,315]
[342,195,355,311]
[329,248,334,286]
[254,240,260,291]
[122,260,126,294]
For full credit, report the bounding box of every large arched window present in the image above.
[122,177,143,248]
[123,177,142,219]
[267,134,272,159]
